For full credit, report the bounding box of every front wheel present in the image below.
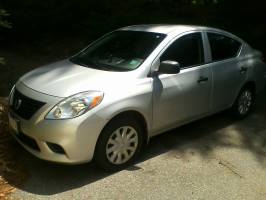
[231,87,255,118]
[95,117,144,171]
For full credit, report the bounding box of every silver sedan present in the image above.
[8,25,266,171]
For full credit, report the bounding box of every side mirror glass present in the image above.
[158,60,180,74]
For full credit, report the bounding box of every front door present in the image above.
[152,32,212,134]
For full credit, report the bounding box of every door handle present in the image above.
[197,76,208,83]
[240,67,248,74]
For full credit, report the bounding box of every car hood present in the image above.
[19,59,136,97]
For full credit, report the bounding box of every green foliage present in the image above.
[0,57,5,65]
[0,9,11,65]
[0,0,265,53]
[0,9,11,29]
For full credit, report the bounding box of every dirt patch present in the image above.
[0,98,28,199]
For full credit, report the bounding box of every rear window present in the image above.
[207,33,242,62]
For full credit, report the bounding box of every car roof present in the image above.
[120,24,244,43]
[120,24,228,35]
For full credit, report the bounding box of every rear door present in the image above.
[205,32,246,112]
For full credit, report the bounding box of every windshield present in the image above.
[70,30,166,72]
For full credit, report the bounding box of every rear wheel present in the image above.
[231,86,255,118]
[95,116,144,171]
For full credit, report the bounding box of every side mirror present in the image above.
[158,60,180,74]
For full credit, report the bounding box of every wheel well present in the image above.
[242,81,256,94]
[103,111,149,145]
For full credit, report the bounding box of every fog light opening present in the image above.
[47,142,66,155]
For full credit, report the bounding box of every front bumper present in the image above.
[8,82,107,164]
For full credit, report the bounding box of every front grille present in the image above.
[16,131,40,151]
[10,89,46,120]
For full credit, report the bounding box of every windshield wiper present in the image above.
[70,58,107,70]
[70,57,126,72]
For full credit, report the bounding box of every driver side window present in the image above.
[160,32,204,68]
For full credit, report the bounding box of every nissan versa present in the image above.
[8,25,266,171]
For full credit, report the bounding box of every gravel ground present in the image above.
[0,98,27,200]
[6,91,266,200]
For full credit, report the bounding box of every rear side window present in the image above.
[207,33,241,62]
[161,33,204,68]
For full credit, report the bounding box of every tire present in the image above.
[94,116,144,171]
[231,86,255,119]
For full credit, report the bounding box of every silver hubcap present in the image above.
[238,90,252,115]
[106,126,138,165]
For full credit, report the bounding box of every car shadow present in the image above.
[2,91,266,196]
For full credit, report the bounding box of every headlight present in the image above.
[46,91,104,119]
